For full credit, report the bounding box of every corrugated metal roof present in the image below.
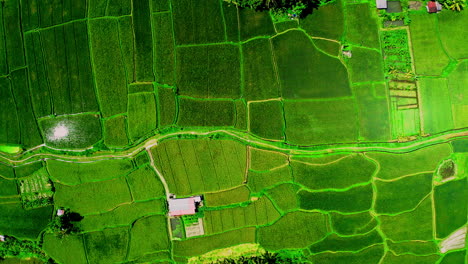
[168,198,196,216]
[377,0,387,9]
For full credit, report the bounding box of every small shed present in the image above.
[168,197,198,217]
[377,0,388,9]
[0,235,5,242]
[56,209,65,216]
[427,1,442,12]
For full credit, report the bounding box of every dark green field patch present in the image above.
[348,47,384,83]
[84,226,129,264]
[299,184,373,213]
[173,227,256,257]
[118,16,136,83]
[284,99,358,145]
[258,211,328,250]
[128,83,154,94]
[267,183,299,213]
[157,86,177,127]
[249,100,285,140]
[128,92,158,141]
[375,173,432,214]
[248,166,292,193]
[171,0,225,45]
[250,148,288,171]
[0,202,53,239]
[300,0,344,40]
[345,3,380,49]
[0,177,17,196]
[104,116,129,148]
[54,176,132,215]
[176,44,241,98]
[14,161,43,179]
[204,185,250,207]
[439,250,466,264]
[128,215,170,260]
[153,12,176,86]
[238,8,275,40]
[309,230,383,253]
[242,39,280,100]
[177,98,235,127]
[235,99,247,130]
[133,0,154,82]
[293,154,376,190]
[313,39,341,57]
[367,143,452,180]
[39,114,102,150]
[89,18,128,117]
[47,158,133,185]
[222,1,239,42]
[308,245,384,264]
[0,78,20,145]
[380,197,433,241]
[331,211,377,235]
[43,234,87,264]
[274,20,299,32]
[126,165,165,201]
[419,78,454,134]
[3,0,25,70]
[272,30,350,99]
[434,179,467,239]
[381,252,439,264]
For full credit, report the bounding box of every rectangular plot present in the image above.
[348,47,384,83]
[0,202,53,240]
[43,234,87,264]
[38,0,53,27]
[193,141,220,192]
[0,7,6,75]
[171,0,225,45]
[238,8,275,41]
[107,0,132,16]
[162,142,192,195]
[128,93,157,141]
[3,0,25,70]
[132,0,154,81]
[153,12,175,86]
[234,99,247,130]
[222,1,239,42]
[84,227,129,264]
[242,39,279,100]
[88,0,107,18]
[419,78,454,134]
[0,78,20,144]
[10,69,43,148]
[177,142,205,193]
[152,0,169,12]
[126,165,165,201]
[176,44,241,98]
[156,86,177,127]
[177,98,235,127]
[249,100,284,140]
[118,16,136,83]
[151,145,179,194]
[355,85,391,141]
[222,141,246,185]
[204,186,250,207]
[19,0,39,32]
[89,19,128,117]
[104,116,129,148]
[128,83,154,94]
[24,33,52,117]
[345,3,380,49]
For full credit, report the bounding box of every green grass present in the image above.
[173,227,256,257]
[274,20,299,33]
[54,176,132,215]
[272,30,350,99]
[267,183,299,213]
[171,0,225,45]
[14,161,43,178]
[375,173,432,214]
[47,158,133,185]
[0,78,20,145]
[151,139,246,195]
[292,154,376,190]
[177,98,235,127]
[448,61,468,128]
[381,252,439,264]
[79,199,166,232]
[222,1,239,42]
[126,165,166,201]
[247,166,292,193]
[204,185,250,207]
[250,148,288,171]
[234,99,247,130]
[118,16,136,83]
[89,18,128,117]
[128,92,158,141]
[0,177,17,196]
[106,0,131,16]
[387,240,438,255]
[299,184,373,212]
[439,251,467,264]
[0,162,15,179]
[84,226,129,264]
[249,100,285,140]
[355,84,391,141]
[367,143,452,180]
[379,197,433,241]
[313,39,341,57]
[152,0,170,12]
[39,114,102,149]
[300,0,344,40]
[345,3,380,49]
[157,86,177,127]
[176,44,241,98]
[104,116,129,148]
[238,8,275,41]
[128,83,154,94]
[419,78,454,134]
[258,211,328,250]
[309,230,382,253]
[0,7,6,75]
[330,211,376,236]
[434,179,467,239]
[128,215,170,260]
[409,13,450,76]
[437,11,468,59]
[133,0,154,82]
[308,245,384,264]
[3,0,25,70]
[0,202,53,240]
[43,234,88,264]
[348,47,384,83]
[242,39,280,101]
[153,12,176,86]
[284,99,358,145]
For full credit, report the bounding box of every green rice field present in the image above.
[0,0,467,263]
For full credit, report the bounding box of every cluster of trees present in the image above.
[212,251,306,264]
[440,0,466,11]
[0,236,48,262]
[225,0,330,18]
[47,209,83,238]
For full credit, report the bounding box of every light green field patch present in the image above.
[43,234,88,264]
[419,78,454,134]
[249,147,288,172]
[204,185,250,207]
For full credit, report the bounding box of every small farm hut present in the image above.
[168,196,202,217]
[427,0,442,12]
[377,0,388,9]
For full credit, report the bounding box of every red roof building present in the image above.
[427,1,442,12]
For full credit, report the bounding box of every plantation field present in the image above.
[1,0,467,263]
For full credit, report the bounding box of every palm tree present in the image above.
[443,0,466,11]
